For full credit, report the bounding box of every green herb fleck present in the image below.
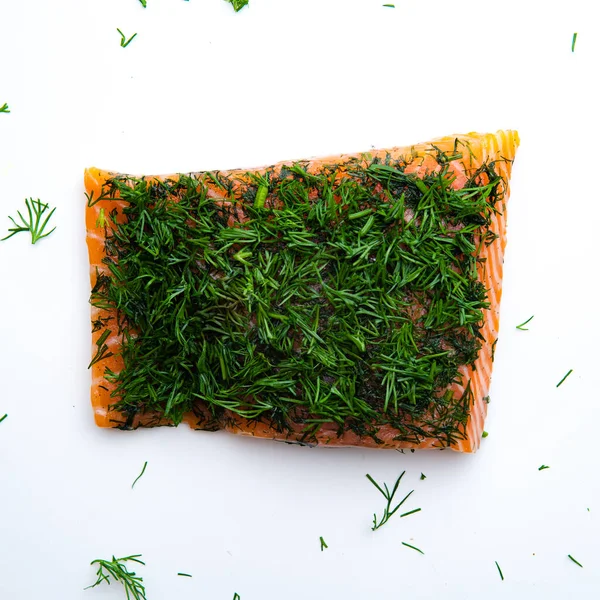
[233,594,241,600]
[117,28,138,48]
[568,554,583,568]
[482,430,489,438]
[516,315,534,330]
[383,3,395,6]
[572,33,577,52]
[319,536,328,551]
[400,507,421,518]
[0,414,7,424]
[85,555,146,600]
[367,472,416,530]
[254,184,268,209]
[556,369,573,388]
[96,208,106,228]
[138,0,147,6]
[495,560,504,581]
[177,572,192,577]
[402,542,424,554]
[226,0,248,11]
[131,461,148,489]
[538,465,550,471]
[420,473,426,480]
[2,198,56,244]
[0,103,9,114]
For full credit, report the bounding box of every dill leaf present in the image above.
[1,198,56,244]
[85,555,146,599]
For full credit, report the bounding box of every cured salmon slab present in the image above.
[85,130,519,452]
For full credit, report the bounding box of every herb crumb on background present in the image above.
[538,465,550,471]
[0,414,7,425]
[568,554,583,568]
[516,315,534,330]
[117,28,138,48]
[0,103,9,113]
[482,430,489,438]
[131,461,148,489]
[319,537,328,551]
[402,542,424,554]
[495,561,504,581]
[226,0,249,12]
[572,32,577,52]
[556,369,573,388]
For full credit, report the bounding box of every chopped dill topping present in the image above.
[226,0,248,11]
[85,555,146,599]
[90,147,508,443]
[0,103,9,114]
[402,542,424,554]
[367,472,416,530]
[319,536,328,551]
[538,465,550,471]
[556,369,573,388]
[568,554,583,568]
[572,33,577,52]
[2,198,56,244]
[0,414,7,424]
[131,461,148,488]
[516,315,534,330]
[495,560,504,581]
[117,28,137,48]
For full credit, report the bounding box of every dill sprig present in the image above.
[2,198,56,244]
[226,0,248,12]
[85,555,146,600]
[131,461,148,489]
[117,28,137,48]
[572,33,577,52]
[556,369,573,388]
[0,103,9,113]
[538,465,550,471]
[402,542,424,554]
[568,554,583,568]
[516,315,534,330]
[366,472,416,530]
[90,147,507,442]
[319,536,328,551]
[0,414,7,424]
[495,560,504,581]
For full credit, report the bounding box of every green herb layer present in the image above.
[91,149,505,446]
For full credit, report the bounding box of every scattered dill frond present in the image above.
[538,465,550,471]
[495,561,504,581]
[85,555,146,599]
[117,28,137,48]
[572,33,577,52]
[0,103,9,113]
[383,3,395,6]
[138,0,147,6]
[233,594,241,600]
[402,542,424,554]
[556,369,573,388]
[226,0,248,11]
[516,315,534,330]
[0,414,7,424]
[568,554,583,568]
[319,536,328,551]
[177,572,192,577]
[420,473,426,480]
[131,461,148,489]
[2,198,56,244]
[367,472,416,530]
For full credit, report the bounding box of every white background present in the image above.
[1,0,599,598]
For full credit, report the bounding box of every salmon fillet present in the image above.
[85,130,519,452]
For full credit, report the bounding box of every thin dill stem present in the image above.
[131,461,148,489]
